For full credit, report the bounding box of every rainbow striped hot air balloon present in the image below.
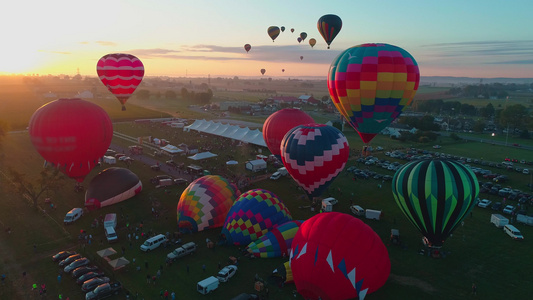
[177,175,239,233]
[247,220,303,258]
[392,159,479,248]
[328,43,420,144]
[97,53,144,111]
[222,189,292,246]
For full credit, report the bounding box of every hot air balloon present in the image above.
[290,212,390,300]
[84,167,142,210]
[97,53,144,111]
[309,38,316,48]
[392,159,479,248]
[260,68,266,75]
[299,32,307,41]
[328,43,420,144]
[268,26,281,42]
[297,37,302,43]
[317,14,342,49]
[300,56,304,61]
[280,124,349,200]
[281,26,286,32]
[262,109,314,161]
[291,28,295,33]
[247,220,303,258]
[244,44,251,53]
[177,175,239,233]
[28,98,113,183]
[282,69,285,73]
[222,189,292,246]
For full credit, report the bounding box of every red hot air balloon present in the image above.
[244,44,251,53]
[262,109,314,160]
[290,212,390,300]
[28,98,113,183]
[260,68,266,75]
[97,53,144,111]
[291,28,295,33]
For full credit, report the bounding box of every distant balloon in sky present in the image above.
[308,38,316,48]
[317,14,343,49]
[244,44,251,53]
[97,53,144,111]
[282,69,285,73]
[299,32,307,41]
[327,43,420,144]
[268,26,281,42]
[28,98,113,183]
[300,56,304,61]
[281,26,286,32]
[260,68,266,75]
[291,28,295,33]
[297,37,302,43]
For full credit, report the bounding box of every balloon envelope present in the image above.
[281,26,286,32]
[222,189,292,246]
[392,159,479,247]
[297,37,302,43]
[177,175,239,232]
[85,167,142,210]
[281,124,349,199]
[28,98,113,182]
[290,212,390,300]
[317,14,342,49]
[268,26,280,42]
[262,109,314,160]
[299,32,307,41]
[247,220,303,258]
[309,38,316,48]
[244,44,251,53]
[291,28,295,33]
[300,56,304,61]
[328,43,420,144]
[97,53,144,110]
[260,68,266,75]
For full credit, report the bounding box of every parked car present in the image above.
[81,277,110,292]
[322,197,338,205]
[52,251,76,262]
[503,205,515,215]
[85,282,122,300]
[150,175,173,185]
[217,265,238,283]
[64,258,90,273]
[71,266,99,278]
[173,178,189,185]
[77,271,105,285]
[477,199,492,208]
[167,242,198,262]
[59,254,82,267]
[491,202,502,211]
[382,175,393,181]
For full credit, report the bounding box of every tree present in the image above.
[499,104,531,132]
[480,103,495,118]
[135,89,150,100]
[165,90,177,99]
[9,167,65,209]
[473,120,486,133]
[181,87,189,100]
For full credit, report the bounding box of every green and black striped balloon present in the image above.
[392,159,479,247]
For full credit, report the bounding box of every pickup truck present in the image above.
[166,242,197,262]
[85,282,121,300]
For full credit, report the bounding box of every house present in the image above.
[266,96,300,106]
[298,95,320,105]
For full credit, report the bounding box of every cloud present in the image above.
[38,50,71,55]
[95,41,117,46]
[420,40,533,65]
[127,44,341,64]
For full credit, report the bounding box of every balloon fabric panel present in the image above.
[246,220,303,258]
[328,43,420,143]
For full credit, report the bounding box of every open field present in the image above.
[1,76,533,299]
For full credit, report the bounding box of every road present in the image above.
[438,131,533,151]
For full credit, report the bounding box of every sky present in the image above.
[2,0,533,78]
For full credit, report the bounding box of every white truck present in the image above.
[270,167,289,180]
[104,213,118,243]
[516,213,533,226]
[321,198,338,212]
[197,276,219,294]
[365,209,382,220]
[491,214,509,228]
[166,242,197,262]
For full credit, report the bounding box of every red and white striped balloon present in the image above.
[97,53,144,111]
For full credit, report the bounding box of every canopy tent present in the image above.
[226,160,239,165]
[108,257,130,270]
[188,152,218,160]
[161,144,184,154]
[184,119,267,147]
[97,247,117,258]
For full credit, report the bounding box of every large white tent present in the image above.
[184,120,267,147]
[188,151,218,160]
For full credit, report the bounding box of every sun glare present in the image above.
[0,48,46,74]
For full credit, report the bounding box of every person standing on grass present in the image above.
[472,283,477,295]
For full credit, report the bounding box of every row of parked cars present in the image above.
[52,251,121,299]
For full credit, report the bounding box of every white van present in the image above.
[105,226,118,243]
[350,205,365,216]
[197,276,219,294]
[140,234,168,252]
[503,224,524,240]
[64,208,83,225]
[103,213,117,229]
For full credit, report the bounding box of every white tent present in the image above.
[183,120,267,148]
[188,152,218,160]
[160,145,184,154]
[184,119,205,132]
